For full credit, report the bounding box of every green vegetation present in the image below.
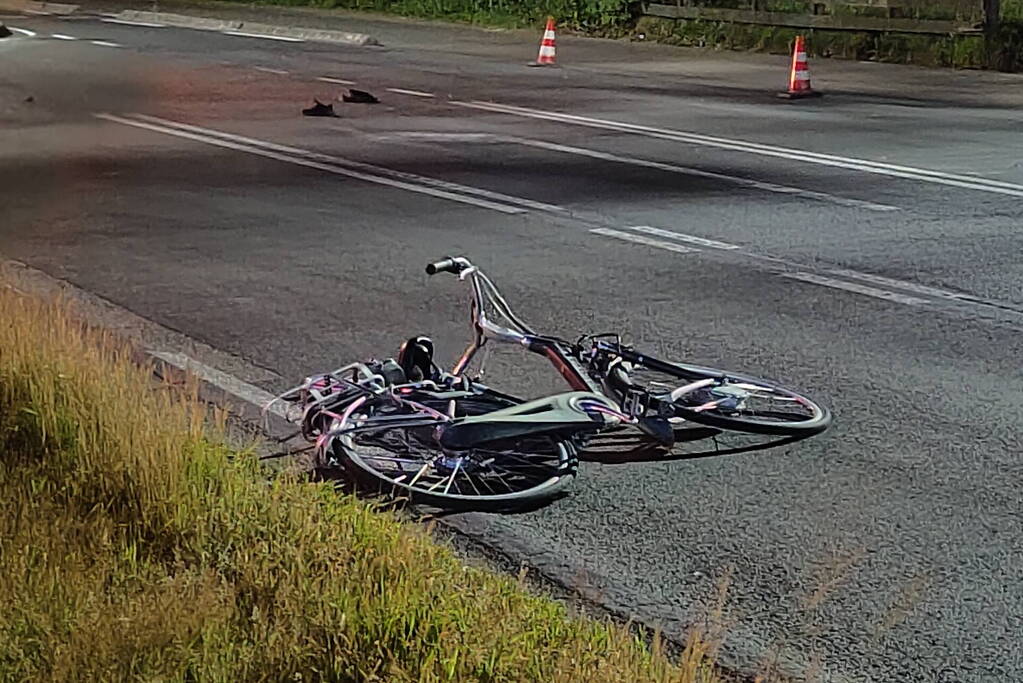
[248,0,636,33]
[635,16,989,67]
[0,285,729,681]
[209,0,1021,69]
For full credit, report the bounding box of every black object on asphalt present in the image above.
[302,100,339,117]
[342,89,379,104]
[0,24,13,38]
[24,95,34,103]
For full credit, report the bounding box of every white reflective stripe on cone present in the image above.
[794,70,810,80]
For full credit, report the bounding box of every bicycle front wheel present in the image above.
[328,402,578,511]
[615,356,832,437]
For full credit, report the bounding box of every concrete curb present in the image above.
[0,0,79,14]
[116,9,379,46]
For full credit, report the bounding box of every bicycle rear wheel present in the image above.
[614,356,831,437]
[327,401,578,511]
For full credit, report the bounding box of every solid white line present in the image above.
[128,113,567,215]
[517,138,899,213]
[456,101,1023,200]
[51,33,77,40]
[386,88,435,98]
[781,272,928,306]
[379,131,897,212]
[223,30,304,42]
[624,226,740,250]
[101,18,165,27]
[591,228,699,255]
[149,351,289,419]
[95,113,527,215]
[254,67,289,75]
[317,76,356,85]
[90,40,121,47]
[9,27,36,36]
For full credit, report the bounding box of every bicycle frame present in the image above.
[445,261,604,395]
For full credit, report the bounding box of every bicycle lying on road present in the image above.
[268,256,831,510]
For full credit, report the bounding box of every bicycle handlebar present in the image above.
[425,256,472,276]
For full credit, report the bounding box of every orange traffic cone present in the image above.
[778,36,821,99]
[529,17,557,67]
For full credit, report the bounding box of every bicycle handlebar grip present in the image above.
[426,258,458,275]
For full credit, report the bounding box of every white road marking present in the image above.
[591,228,699,255]
[386,88,435,98]
[781,272,928,306]
[127,113,568,215]
[826,268,976,303]
[378,132,496,143]
[101,18,165,27]
[624,226,740,250]
[9,27,36,36]
[149,351,289,419]
[51,33,77,40]
[380,131,897,212]
[90,40,121,47]
[456,101,1023,200]
[223,31,304,42]
[508,138,899,212]
[254,67,289,75]
[317,76,356,85]
[95,113,529,215]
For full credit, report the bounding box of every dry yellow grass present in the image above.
[0,286,727,683]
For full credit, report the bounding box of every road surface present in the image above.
[2,7,1022,680]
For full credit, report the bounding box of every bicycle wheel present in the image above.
[327,401,578,510]
[613,356,831,437]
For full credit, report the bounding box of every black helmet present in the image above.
[397,335,435,382]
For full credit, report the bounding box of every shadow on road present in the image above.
[579,426,809,464]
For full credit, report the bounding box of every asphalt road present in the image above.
[3,7,1022,681]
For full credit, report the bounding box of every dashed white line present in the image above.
[101,18,165,27]
[95,113,531,215]
[624,226,740,251]
[51,33,77,40]
[825,269,975,303]
[317,76,356,85]
[90,40,121,48]
[386,88,435,98]
[9,27,36,36]
[781,272,928,306]
[223,31,304,42]
[254,67,289,75]
[590,228,699,255]
[456,100,1023,200]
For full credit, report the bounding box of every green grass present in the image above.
[236,0,635,33]
[0,285,730,682]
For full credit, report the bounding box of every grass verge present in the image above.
[0,284,728,682]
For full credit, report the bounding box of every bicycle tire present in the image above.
[610,354,832,437]
[327,397,578,511]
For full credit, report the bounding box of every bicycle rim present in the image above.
[629,363,831,436]
[334,409,578,510]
